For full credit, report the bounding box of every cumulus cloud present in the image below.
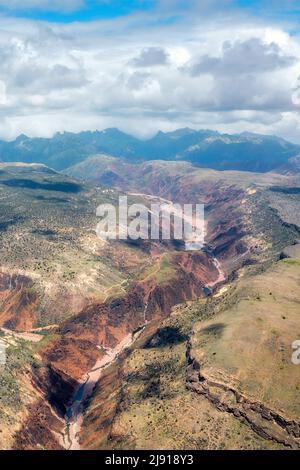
[126,72,152,90]
[131,47,169,67]
[0,5,299,142]
[180,38,299,115]
[186,38,296,76]
[13,63,88,91]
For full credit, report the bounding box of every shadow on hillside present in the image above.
[1,178,81,193]
[200,322,226,338]
[144,326,188,349]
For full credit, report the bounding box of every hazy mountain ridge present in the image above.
[0,128,299,173]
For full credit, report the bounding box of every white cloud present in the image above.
[0,7,300,142]
[0,80,7,105]
[131,47,169,67]
[186,38,296,76]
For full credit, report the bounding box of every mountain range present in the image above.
[0,128,299,173]
[0,126,300,450]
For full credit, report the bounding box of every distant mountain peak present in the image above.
[101,127,131,136]
[15,134,29,142]
[154,127,218,140]
[1,127,299,174]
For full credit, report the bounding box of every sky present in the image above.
[1,1,300,142]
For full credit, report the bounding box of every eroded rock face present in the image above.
[108,165,253,266]
[186,357,300,450]
[33,364,79,416]
[0,272,39,330]
[41,251,219,382]
[4,157,299,450]
[9,250,219,451]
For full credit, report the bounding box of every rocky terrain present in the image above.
[88,251,300,451]
[0,157,299,450]
[75,168,300,451]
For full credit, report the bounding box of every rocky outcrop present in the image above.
[186,348,300,450]
[5,175,254,450]
[33,364,79,416]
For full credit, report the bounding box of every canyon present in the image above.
[0,160,299,450]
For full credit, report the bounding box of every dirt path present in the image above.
[28,324,58,333]
[0,327,43,343]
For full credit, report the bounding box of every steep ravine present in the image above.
[63,254,225,450]
[61,327,148,450]
[60,252,224,450]
[11,249,223,449]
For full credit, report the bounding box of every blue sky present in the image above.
[0,0,299,23]
[0,1,158,23]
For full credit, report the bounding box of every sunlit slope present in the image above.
[187,256,300,448]
[82,253,300,450]
[191,259,300,417]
